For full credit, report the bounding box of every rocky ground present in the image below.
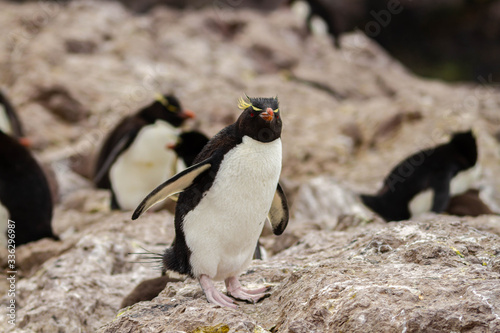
[0,1,499,332]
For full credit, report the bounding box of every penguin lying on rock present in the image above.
[361,130,478,221]
[132,96,289,308]
[94,94,195,210]
[0,130,56,246]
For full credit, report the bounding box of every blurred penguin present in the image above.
[94,94,195,210]
[0,130,56,246]
[168,131,210,167]
[361,130,479,221]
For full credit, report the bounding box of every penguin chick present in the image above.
[168,131,210,167]
[361,130,478,221]
[0,130,56,246]
[132,96,289,308]
[94,95,195,210]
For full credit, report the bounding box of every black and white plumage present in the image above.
[0,90,27,145]
[0,130,55,247]
[168,131,210,167]
[361,130,478,221]
[132,96,288,308]
[94,95,195,210]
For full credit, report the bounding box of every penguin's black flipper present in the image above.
[132,159,213,219]
[93,134,133,186]
[94,116,145,189]
[268,183,289,235]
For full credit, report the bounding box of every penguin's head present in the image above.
[450,130,477,169]
[139,94,195,127]
[236,96,282,142]
[167,131,210,167]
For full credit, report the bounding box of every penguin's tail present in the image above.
[360,194,379,213]
[163,246,192,277]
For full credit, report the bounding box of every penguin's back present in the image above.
[0,132,54,245]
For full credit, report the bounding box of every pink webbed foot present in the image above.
[225,276,270,303]
[199,274,237,308]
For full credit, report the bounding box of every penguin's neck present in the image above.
[0,105,13,135]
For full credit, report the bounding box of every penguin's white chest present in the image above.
[110,120,184,210]
[0,201,9,247]
[0,105,13,135]
[409,165,481,217]
[183,136,282,280]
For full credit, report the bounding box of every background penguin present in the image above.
[132,96,289,308]
[93,94,195,210]
[168,131,210,167]
[0,90,30,146]
[0,130,56,247]
[361,130,478,221]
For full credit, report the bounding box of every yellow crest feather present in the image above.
[155,93,169,107]
[237,96,252,110]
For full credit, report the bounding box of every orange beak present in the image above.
[19,137,32,148]
[180,110,195,119]
[260,108,274,122]
[166,142,176,150]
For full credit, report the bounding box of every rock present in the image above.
[34,85,90,123]
[0,210,176,333]
[341,121,364,150]
[446,189,494,217]
[369,111,423,148]
[0,2,499,333]
[120,275,184,308]
[292,176,374,231]
[101,218,500,332]
[64,38,97,54]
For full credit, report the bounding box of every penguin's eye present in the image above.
[252,106,262,111]
[167,105,178,112]
[273,108,279,113]
[250,112,255,117]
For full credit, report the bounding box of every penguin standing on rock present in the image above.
[0,130,56,246]
[361,130,478,221]
[94,94,195,210]
[132,96,289,308]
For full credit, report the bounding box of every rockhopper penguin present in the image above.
[0,130,56,246]
[132,96,289,308]
[361,130,478,221]
[94,94,195,210]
